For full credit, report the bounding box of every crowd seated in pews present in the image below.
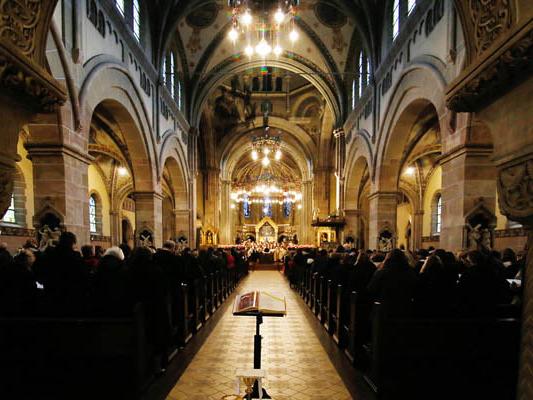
[286,243,525,399]
[0,233,247,397]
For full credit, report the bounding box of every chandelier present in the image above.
[227,0,300,58]
[230,173,302,208]
[251,126,282,167]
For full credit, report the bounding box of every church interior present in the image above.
[0,0,531,399]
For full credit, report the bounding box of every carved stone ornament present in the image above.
[497,157,533,224]
[469,0,512,55]
[0,0,66,111]
[446,23,533,112]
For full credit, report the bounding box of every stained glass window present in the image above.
[283,201,292,217]
[243,195,251,218]
[392,0,400,41]
[115,0,125,16]
[408,0,417,15]
[133,0,141,41]
[89,195,97,233]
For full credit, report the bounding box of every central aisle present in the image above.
[167,271,353,400]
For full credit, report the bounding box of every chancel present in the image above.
[0,0,531,399]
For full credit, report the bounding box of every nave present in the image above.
[167,271,357,400]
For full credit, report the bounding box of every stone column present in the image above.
[188,128,198,247]
[439,145,495,251]
[219,179,231,244]
[203,167,220,230]
[174,209,190,238]
[110,210,121,245]
[344,208,362,247]
[368,191,398,250]
[132,191,163,248]
[313,167,332,218]
[26,143,92,244]
[301,180,313,244]
[412,210,424,251]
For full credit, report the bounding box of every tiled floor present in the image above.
[166,271,353,400]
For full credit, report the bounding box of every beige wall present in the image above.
[396,201,412,249]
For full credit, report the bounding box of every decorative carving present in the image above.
[446,25,533,112]
[497,158,533,224]
[469,0,512,55]
[0,0,41,59]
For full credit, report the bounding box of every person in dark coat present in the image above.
[456,250,510,317]
[368,249,418,317]
[92,247,129,316]
[414,254,453,317]
[33,232,90,316]
[0,249,38,316]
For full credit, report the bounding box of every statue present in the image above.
[139,231,153,247]
[313,208,320,221]
[378,236,393,252]
[466,223,482,251]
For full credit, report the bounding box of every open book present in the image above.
[233,291,287,316]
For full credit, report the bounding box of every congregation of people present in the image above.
[0,233,248,370]
[286,244,524,319]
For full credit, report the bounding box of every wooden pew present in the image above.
[0,304,152,399]
[364,303,521,400]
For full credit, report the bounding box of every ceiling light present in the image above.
[262,156,270,167]
[241,10,252,25]
[273,45,283,56]
[289,29,299,42]
[251,150,258,160]
[274,8,285,24]
[245,45,254,57]
[117,166,129,176]
[230,203,236,209]
[255,39,272,57]
[297,204,302,210]
[228,28,238,42]
[404,166,415,176]
[263,147,270,155]
[275,149,282,160]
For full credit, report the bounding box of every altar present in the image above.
[255,217,278,243]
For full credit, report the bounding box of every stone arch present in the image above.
[79,61,158,191]
[375,66,446,192]
[190,57,343,129]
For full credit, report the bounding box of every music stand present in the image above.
[234,311,285,399]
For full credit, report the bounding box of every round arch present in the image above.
[79,60,158,191]
[374,65,446,192]
[190,56,343,129]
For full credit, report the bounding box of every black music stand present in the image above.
[234,311,285,399]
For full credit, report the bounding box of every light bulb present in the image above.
[230,203,236,209]
[275,149,282,160]
[274,8,285,24]
[404,166,415,176]
[289,29,299,42]
[251,150,258,160]
[244,45,254,57]
[262,156,270,167]
[228,28,238,42]
[241,10,252,25]
[255,39,271,57]
[297,204,302,210]
[117,166,129,176]
[273,45,283,56]
[263,147,270,155]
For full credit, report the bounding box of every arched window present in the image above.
[2,194,16,224]
[169,52,175,97]
[432,193,442,235]
[358,51,364,98]
[89,195,97,233]
[252,77,260,91]
[177,77,182,110]
[352,79,357,109]
[133,0,141,41]
[392,0,400,41]
[367,58,371,83]
[162,56,167,85]
[114,0,124,16]
[408,0,417,15]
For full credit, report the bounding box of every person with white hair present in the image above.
[92,246,128,316]
[104,246,125,261]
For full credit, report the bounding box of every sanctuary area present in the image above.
[0,0,531,399]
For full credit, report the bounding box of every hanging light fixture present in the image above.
[228,0,300,59]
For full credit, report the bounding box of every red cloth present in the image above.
[226,254,235,269]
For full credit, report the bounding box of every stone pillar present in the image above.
[188,127,198,247]
[412,210,424,251]
[439,145,495,251]
[174,209,189,238]
[219,179,231,244]
[132,191,163,248]
[301,180,313,244]
[368,191,398,250]
[344,208,362,246]
[203,167,220,230]
[313,167,332,218]
[26,143,92,244]
[110,210,121,245]
[334,128,346,214]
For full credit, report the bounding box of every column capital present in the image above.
[25,142,94,165]
[439,143,493,165]
[131,191,164,201]
[368,191,399,201]
[333,128,345,138]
